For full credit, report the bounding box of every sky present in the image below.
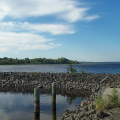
[0,0,120,62]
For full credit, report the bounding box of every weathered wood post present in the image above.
[34,88,40,120]
[52,82,56,120]
[52,82,56,102]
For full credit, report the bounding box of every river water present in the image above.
[0,63,120,73]
[0,92,85,120]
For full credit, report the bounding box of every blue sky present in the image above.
[0,0,120,62]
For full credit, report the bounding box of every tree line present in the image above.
[0,57,79,65]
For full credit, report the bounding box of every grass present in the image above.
[108,88,119,108]
[81,69,85,75]
[94,95,105,111]
[94,88,120,111]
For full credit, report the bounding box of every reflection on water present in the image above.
[34,100,40,120]
[34,112,40,120]
[0,92,86,120]
[51,92,56,120]
[52,101,56,120]
[67,96,77,105]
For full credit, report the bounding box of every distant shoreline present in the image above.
[0,62,120,66]
[0,57,79,65]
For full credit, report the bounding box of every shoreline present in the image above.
[0,62,120,66]
[0,72,120,119]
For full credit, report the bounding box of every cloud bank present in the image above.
[0,0,100,52]
[0,0,100,22]
[0,32,61,52]
[0,22,75,35]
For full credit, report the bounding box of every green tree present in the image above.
[0,57,80,65]
[81,69,85,75]
[67,64,77,74]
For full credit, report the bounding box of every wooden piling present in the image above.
[52,100,56,120]
[34,88,40,102]
[52,82,56,102]
[52,82,56,120]
[52,82,56,94]
[34,88,40,113]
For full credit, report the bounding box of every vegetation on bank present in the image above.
[67,64,86,74]
[81,69,85,75]
[94,88,120,111]
[67,64,77,74]
[95,95,105,111]
[108,88,119,108]
[0,57,79,65]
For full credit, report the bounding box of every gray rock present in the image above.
[94,111,108,119]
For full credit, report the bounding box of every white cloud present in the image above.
[0,32,61,52]
[60,8,89,22]
[0,2,10,20]
[21,22,75,35]
[0,0,100,22]
[0,48,8,52]
[0,22,75,35]
[85,15,100,21]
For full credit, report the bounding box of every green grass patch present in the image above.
[94,88,120,111]
[94,95,106,111]
[108,88,119,108]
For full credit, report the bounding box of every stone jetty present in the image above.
[0,72,120,119]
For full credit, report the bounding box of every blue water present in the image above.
[0,92,85,120]
[74,63,120,74]
[0,63,120,73]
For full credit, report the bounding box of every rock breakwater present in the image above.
[62,73,120,120]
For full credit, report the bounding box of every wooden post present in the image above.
[52,82,56,94]
[34,88,40,102]
[34,88,40,120]
[52,82,56,120]
[52,82,56,102]
[52,100,56,120]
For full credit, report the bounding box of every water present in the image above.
[0,92,85,120]
[74,63,120,74]
[0,63,120,73]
